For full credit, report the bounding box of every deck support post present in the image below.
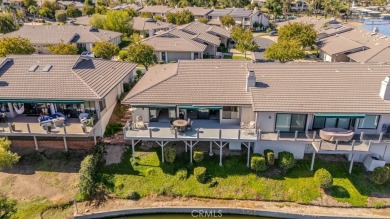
[190,141,193,164]
[335,140,339,150]
[197,129,199,138]
[209,141,213,156]
[257,130,261,140]
[219,129,222,139]
[277,130,280,140]
[132,139,135,161]
[349,153,355,174]
[238,129,241,140]
[245,142,251,168]
[368,140,372,150]
[383,145,388,159]
[219,143,223,166]
[93,130,97,145]
[33,136,38,151]
[360,132,364,141]
[63,136,68,151]
[379,132,383,142]
[161,141,165,163]
[8,123,12,133]
[310,152,316,171]
[312,131,317,142]
[149,128,152,138]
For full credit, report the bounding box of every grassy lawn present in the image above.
[96,147,390,206]
[223,55,252,60]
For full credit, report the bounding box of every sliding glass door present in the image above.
[275,114,307,132]
[312,117,353,129]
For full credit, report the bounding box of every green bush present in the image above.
[264,149,275,166]
[209,178,218,188]
[194,167,207,183]
[164,146,176,163]
[146,168,157,176]
[250,154,266,172]
[193,151,204,163]
[0,196,17,218]
[158,60,164,64]
[266,27,272,33]
[278,151,295,170]
[123,190,140,200]
[372,166,390,185]
[78,144,104,200]
[118,50,128,60]
[176,168,188,180]
[104,123,123,137]
[314,168,333,189]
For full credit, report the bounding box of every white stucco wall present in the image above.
[354,114,390,135]
[254,140,307,159]
[241,106,255,124]
[257,112,276,132]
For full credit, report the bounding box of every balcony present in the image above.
[124,120,259,141]
[0,115,94,137]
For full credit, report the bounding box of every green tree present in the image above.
[92,41,119,59]
[197,17,208,24]
[153,15,163,21]
[23,0,37,8]
[0,13,18,34]
[28,5,38,21]
[131,32,142,43]
[231,27,257,58]
[66,5,82,18]
[125,8,138,17]
[105,10,132,34]
[89,14,106,29]
[220,15,235,28]
[140,11,152,18]
[126,43,156,70]
[95,5,107,14]
[49,42,78,55]
[0,138,20,170]
[166,10,194,25]
[0,36,35,57]
[265,0,282,20]
[277,22,317,47]
[55,10,67,23]
[265,40,305,62]
[83,5,95,16]
[40,1,61,19]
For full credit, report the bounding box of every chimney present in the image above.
[379,76,390,100]
[246,70,256,92]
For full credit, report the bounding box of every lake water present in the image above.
[115,214,276,219]
[360,19,390,36]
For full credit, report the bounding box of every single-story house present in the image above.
[132,17,174,36]
[139,5,173,17]
[0,55,137,138]
[0,25,122,53]
[141,21,230,62]
[122,60,390,166]
[112,3,143,11]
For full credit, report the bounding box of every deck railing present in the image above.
[0,122,93,137]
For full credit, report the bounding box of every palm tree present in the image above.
[0,13,18,34]
[28,5,38,22]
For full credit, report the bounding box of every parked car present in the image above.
[269,31,278,36]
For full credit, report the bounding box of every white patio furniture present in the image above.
[53,117,65,127]
[319,128,354,142]
[79,113,89,123]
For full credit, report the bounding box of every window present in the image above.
[222,106,239,119]
[194,52,199,59]
[162,52,166,62]
[99,99,106,111]
[312,117,352,129]
[275,114,307,132]
[358,115,380,129]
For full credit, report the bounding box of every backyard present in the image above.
[97,144,390,208]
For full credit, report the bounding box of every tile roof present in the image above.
[112,3,143,11]
[0,55,137,101]
[319,35,366,55]
[132,17,174,31]
[141,28,207,52]
[178,21,230,38]
[1,25,122,45]
[139,5,173,14]
[169,7,213,16]
[208,9,233,17]
[73,16,92,26]
[123,60,253,106]
[123,60,390,114]
[228,8,254,17]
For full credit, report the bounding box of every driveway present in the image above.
[253,36,276,62]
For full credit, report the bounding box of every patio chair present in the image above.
[187,120,193,131]
[170,124,177,133]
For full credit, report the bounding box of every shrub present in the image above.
[250,155,266,172]
[146,168,156,176]
[118,50,128,60]
[158,61,164,64]
[278,151,295,170]
[314,168,333,189]
[176,168,188,180]
[123,190,140,200]
[372,166,390,185]
[194,167,207,183]
[264,149,275,166]
[164,146,176,163]
[193,151,204,163]
[209,178,218,188]
[104,123,123,137]
[78,144,104,200]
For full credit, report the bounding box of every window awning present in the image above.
[133,105,175,109]
[314,113,366,118]
[179,105,222,110]
[0,99,85,104]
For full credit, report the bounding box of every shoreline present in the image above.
[74,196,390,219]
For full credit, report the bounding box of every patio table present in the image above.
[172,119,188,132]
